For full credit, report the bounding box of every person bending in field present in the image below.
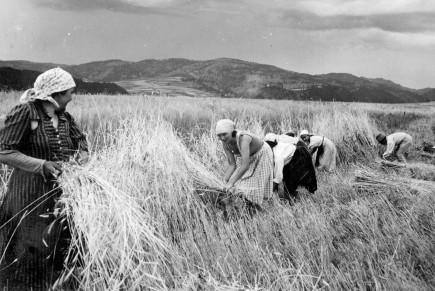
[0,68,88,290]
[376,132,413,163]
[299,130,337,172]
[216,119,274,212]
[270,131,299,145]
[264,133,317,202]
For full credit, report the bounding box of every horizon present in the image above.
[3,56,430,90]
[2,0,435,89]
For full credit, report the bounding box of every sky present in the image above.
[1,0,435,89]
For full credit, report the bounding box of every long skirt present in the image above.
[283,145,317,198]
[230,143,274,205]
[316,138,337,172]
[0,170,69,291]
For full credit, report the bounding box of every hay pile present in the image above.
[354,167,435,195]
[57,166,168,290]
[56,115,230,290]
[379,160,435,182]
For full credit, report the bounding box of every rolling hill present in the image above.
[1,58,434,103]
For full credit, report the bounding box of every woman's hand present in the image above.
[69,151,89,166]
[273,182,279,192]
[223,181,234,192]
[76,151,89,165]
[43,161,62,179]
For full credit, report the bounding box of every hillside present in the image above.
[0,67,128,95]
[419,88,435,100]
[1,59,434,103]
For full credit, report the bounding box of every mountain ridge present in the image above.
[1,58,434,103]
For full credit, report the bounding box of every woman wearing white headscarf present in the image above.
[0,68,88,290]
[216,119,273,207]
[264,133,317,202]
[300,130,337,172]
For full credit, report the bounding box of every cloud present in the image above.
[34,0,250,18]
[268,9,435,33]
[359,29,435,50]
[265,0,435,16]
[223,0,435,33]
[36,0,174,14]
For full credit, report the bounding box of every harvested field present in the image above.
[115,77,216,97]
[1,93,434,290]
[379,160,435,181]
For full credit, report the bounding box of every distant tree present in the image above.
[0,67,128,95]
[256,86,297,100]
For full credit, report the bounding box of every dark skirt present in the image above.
[0,169,70,290]
[282,142,317,199]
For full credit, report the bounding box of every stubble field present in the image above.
[1,91,435,290]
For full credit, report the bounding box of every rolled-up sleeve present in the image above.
[67,113,89,152]
[383,136,396,159]
[273,157,285,184]
[0,150,44,173]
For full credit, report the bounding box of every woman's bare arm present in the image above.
[222,141,236,182]
[227,135,251,186]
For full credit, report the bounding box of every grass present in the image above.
[0,92,434,290]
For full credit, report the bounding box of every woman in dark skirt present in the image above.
[0,68,88,290]
[264,133,317,203]
[281,139,317,201]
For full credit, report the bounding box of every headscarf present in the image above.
[264,133,278,142]
[216,119,235,134]
[299,129,310,136]
[20,67,76,108]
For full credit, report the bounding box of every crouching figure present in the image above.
[264,133,317,203]
[376,132,413,163]
[216,119,274,215]
[299,130,337,172]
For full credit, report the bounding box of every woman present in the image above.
[300,129,337,172]
[263,133,296,191]
[216,119,273,208]
[376,132,413,163]
[0,68,88,290]
[264,133,317,202]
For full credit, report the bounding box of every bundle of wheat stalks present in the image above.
[380,160,435,182]
[354,167,435,195]
[56,165,169,290]
[55,114,231,290]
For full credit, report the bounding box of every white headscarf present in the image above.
[264,133,278,142]
[216,119,235,134]
[20,67,76,108]
[299,129,310,136]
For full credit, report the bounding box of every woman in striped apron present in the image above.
[0,68,88,290]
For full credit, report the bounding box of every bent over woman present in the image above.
[216,119,273,207]
[0,68,88,290]
[264,133,317,202]
[376,132,413,163]
[300,130,337,172]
